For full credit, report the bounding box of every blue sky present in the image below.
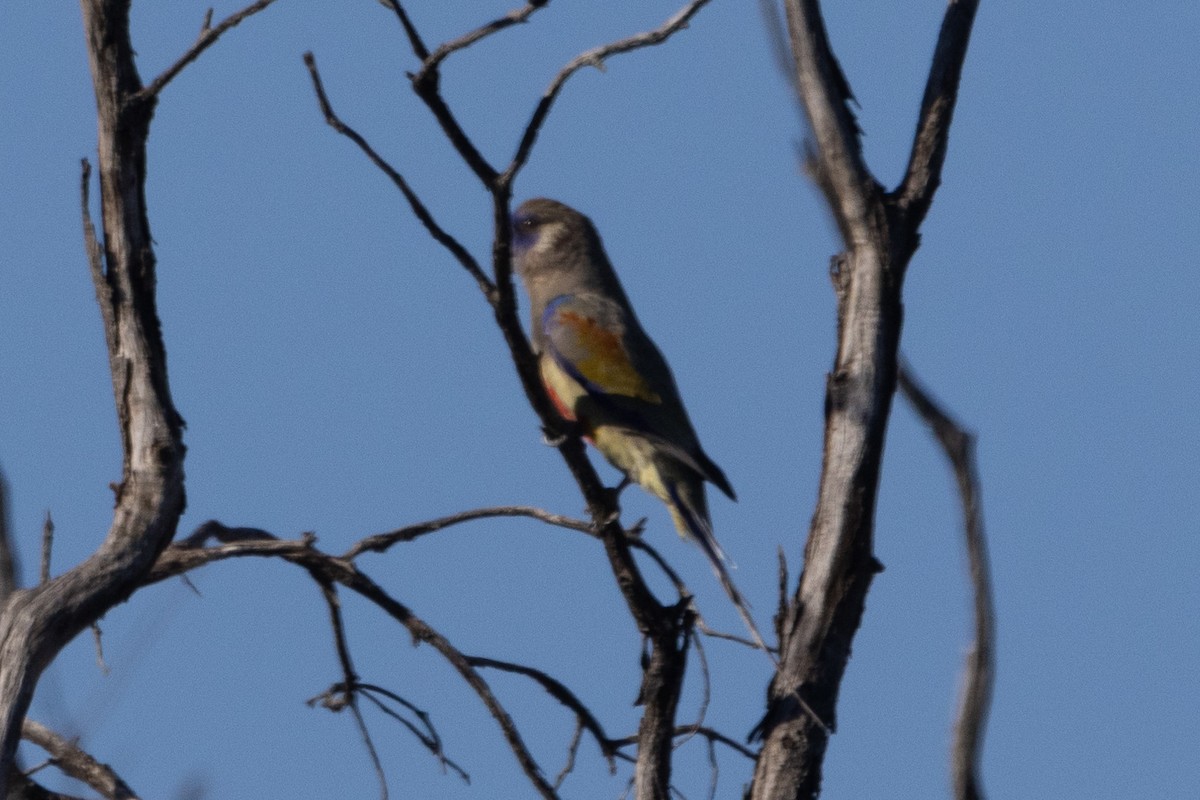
[2,1,1198,798]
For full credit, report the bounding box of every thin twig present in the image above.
[150,521,559,799]
[302,53,495,299]
[774,546,788,649]
[356,684,470,782]
[79,159,111,337]
[757,0,797,92]
[674,630,712,751]
[321,6,720,797]
[386,1,500,186]
[414,2,550,82]
[379,0,430,62]
[505,0,713,183]
[313,579,388,800]
[138,0,280,102]
[467,655,618,770]
[21,719,141,800]
[554,720,585,789]
[897,364,994,800]
[626,537,687,595]
[0,471,17,601]
[704,733,719,800]
[694,618,775,653]
[91,623,109,675]
[609,724,757,761]
[39,511,53,585]
[345,506,592,559]
[348,700,389,800]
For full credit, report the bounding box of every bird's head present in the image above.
[511,198,623,310]
[512,198,589,277]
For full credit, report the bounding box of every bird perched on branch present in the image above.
[512,197,768,653]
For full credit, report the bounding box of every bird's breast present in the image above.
[539,355,584,423]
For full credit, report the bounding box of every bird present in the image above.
[511,197,769,653]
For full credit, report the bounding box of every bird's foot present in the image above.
[540,425,568,447]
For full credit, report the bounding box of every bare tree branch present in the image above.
[6,768,86,800]
[38,513,53,586]
[690,626,754,658]
[379,1,430,61]
[312,578,389,800]
[0,472,16,602]
[675,630,712,752]
[21,719,140,800]
[345,506,593,559]
[895,0,982,222]
[897,365,994,800]
[354,685,469,783]
[0,2,189,788]
[609,724,757,762]
[89,623,109,675]
[391,1,502,187]
[413,2,550,81]
[79,158,108,336]
[757,0,797,92]
[138,0,280,102]
[504,0,713,185]
[163,516,736,798]
[780,0,877,244]
[302,52,495,299]
[750,2,982,798]
[554,721,586,788]
[150,521,561,799]
[312,5,718,796]
[467,656,619,772]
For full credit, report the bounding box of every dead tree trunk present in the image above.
[0,1,187,792]
[749,2,980,798]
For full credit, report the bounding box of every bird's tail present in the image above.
[665,480,776,662]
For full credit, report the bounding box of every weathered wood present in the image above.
[748,2,980,798]
[0,2,186,792]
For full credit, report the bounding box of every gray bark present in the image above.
[0,1,186,792]
[748,2,980,798]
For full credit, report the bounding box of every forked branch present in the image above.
[155,521,561,799]
[751,2,981,798]
[139,0,280,102]
[21,719,141,800]
[303,53,494,298]
[505,0,714,182]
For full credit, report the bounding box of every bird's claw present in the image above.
[540,425,567,447]
[599,504,621,527]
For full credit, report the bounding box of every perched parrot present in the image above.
[512,197,766,649]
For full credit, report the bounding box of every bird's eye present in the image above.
[517,217,537,230]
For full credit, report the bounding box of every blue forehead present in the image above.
[512,210,541,251]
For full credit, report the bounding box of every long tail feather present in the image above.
[666,481,776,664]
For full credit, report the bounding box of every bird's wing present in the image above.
[540,294,735,498]
[540,293,661,405]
